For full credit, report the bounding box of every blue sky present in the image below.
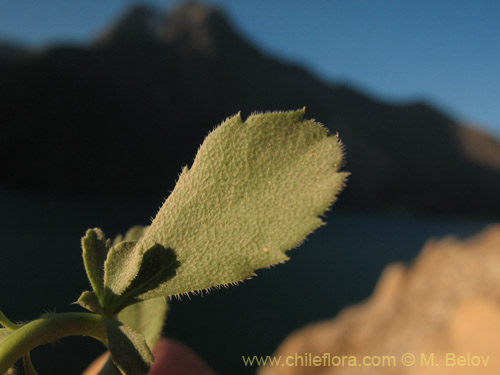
[1,0,499,138]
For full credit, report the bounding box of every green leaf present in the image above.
[115,245,178,305]
[102,241,141,302]
[134,109,347,296]
[103,316,153,375]
[113,226,148,246]
[118,297,167,348]
[102,243,178,313]
[82,228,110,298]
[75,291,103,314]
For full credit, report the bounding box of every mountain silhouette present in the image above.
[1,1,500,218]
[0,41,28,62]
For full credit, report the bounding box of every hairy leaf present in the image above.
[116,245,178,304]
[113,226,148,246]
[118,297,167,348]
[82,228,110,298]
[102,241,141,303]
[98,227,166,375]
[102,242,178,313]
[134,110,347,296]
[75,291,103,314]
[103,316,153,375]
[97,296,166,375]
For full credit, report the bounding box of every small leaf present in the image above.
[134,110,347,296]
[118,297,167,348]
[76,291,103,314]
[113,226,148,245]
[102,243,178,314]
[116,245,178,307]
[103,241,142,301]
[82,228,110,298]
[103,316,153,375]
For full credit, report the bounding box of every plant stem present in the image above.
[22,352,37,375]
[0,309,18,330]
[0,312,107,374]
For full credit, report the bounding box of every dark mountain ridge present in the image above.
[2,2,500,218]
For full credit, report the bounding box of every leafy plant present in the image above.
[0,109,347,374]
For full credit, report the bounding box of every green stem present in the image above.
[22,352,37,375]
[0,309,19,330]
[0,312,107,374]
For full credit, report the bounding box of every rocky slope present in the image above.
[261,225,500,375]
[1,2,500,217]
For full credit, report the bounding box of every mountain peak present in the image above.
[166,1,225,26]
[94,4,164,45]
[94,2,245,55]
[4,1,500,219]
[165,1,257,57]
